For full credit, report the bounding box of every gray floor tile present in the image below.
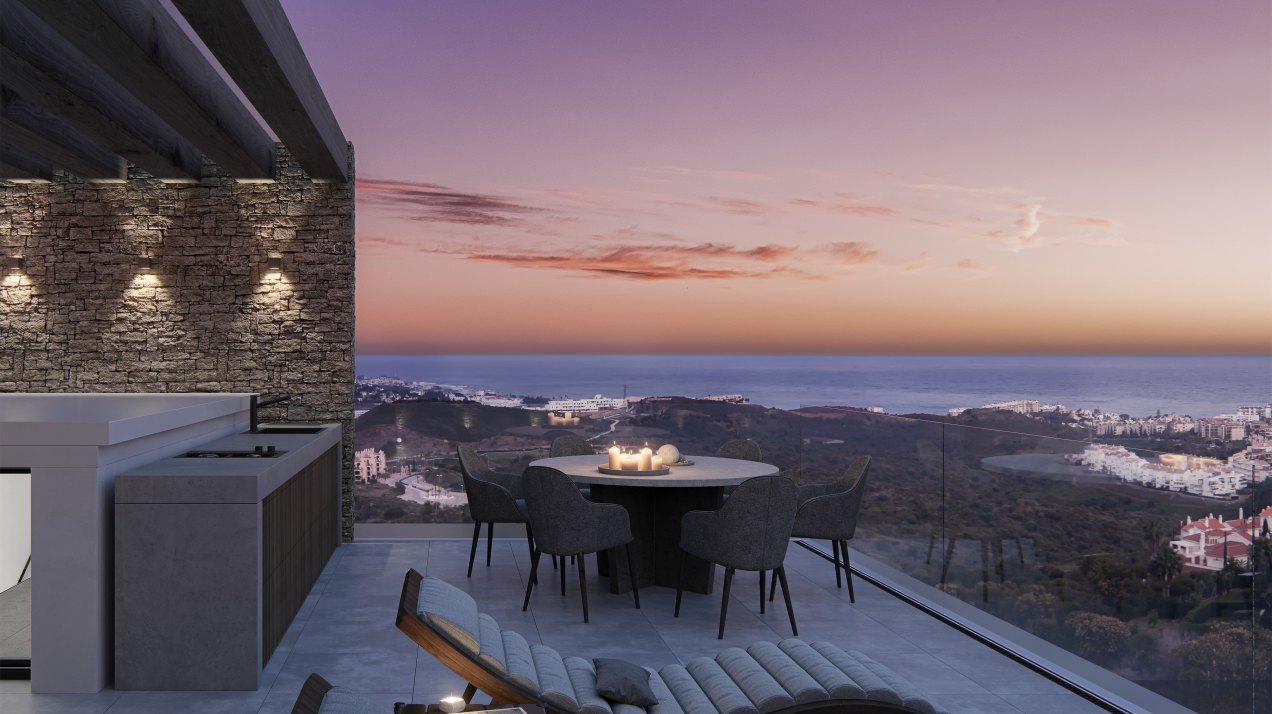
[929,692,1024,713]
[105,690,267,714]
[999,692,1108,713]
[0,692,120,714]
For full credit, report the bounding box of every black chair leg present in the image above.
[577,553,589,623]
[674,550,687,617]
[768,568,778,602]
[522,548,541,611]
[625,543,641,610]
[832,539,843,588]
[776,565,797,636]
[467,521,481,578]
[486,521,494,567]
[842,540,855,603]
[524,523,538,585]
[759,570,766,614]
[718,566,734,640]
[561,553,567,596]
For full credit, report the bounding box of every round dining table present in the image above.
[528,454,779,595]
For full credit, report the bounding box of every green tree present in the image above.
[1148,543,1184,597]
[1065,612,1131,666]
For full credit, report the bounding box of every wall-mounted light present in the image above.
[136,256,159,273]
[267,256,283,272]
[5,255,24,272]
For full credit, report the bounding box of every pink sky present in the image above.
[282,0,1271,354]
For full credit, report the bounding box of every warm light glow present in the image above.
[3,274,25,287]
[131,273,160,287]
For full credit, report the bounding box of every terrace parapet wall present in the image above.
[0,146,357,541]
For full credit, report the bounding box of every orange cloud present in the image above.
[822,241,881,265]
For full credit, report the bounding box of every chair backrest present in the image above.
[549,435,594,457]
[716,438,762,462]
[456,444,520,523]
[684,475,797,571]
[794,456,871,541]
[521,466,595,555]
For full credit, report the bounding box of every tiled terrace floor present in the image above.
[0,540,1106,713]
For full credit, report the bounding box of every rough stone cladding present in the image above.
[0,146,357,540]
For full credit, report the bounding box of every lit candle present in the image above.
[639,447,653,471]
[608,445,622,469]
[652,455,664,470]
[622,452,639,470]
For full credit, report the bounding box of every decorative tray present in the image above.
[598,465,671,476]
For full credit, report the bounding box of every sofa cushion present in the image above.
[594,658,658,707]
[714,648,794,713]
[532,644,579,712]
[477,614,506,673]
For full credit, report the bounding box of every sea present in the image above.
[355,354,1270,419]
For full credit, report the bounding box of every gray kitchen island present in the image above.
[114,423,342,691]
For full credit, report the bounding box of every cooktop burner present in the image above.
[180,447,285,458]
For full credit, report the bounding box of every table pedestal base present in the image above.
[591,484,722,595]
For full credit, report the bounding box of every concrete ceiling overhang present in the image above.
[0,0,348,182]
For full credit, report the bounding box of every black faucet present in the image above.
[249,394,292,433]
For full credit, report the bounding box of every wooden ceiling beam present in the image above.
[0,89,124,180]
[0,153,46,181]
[10,0,275,179]
[0,45,200,179]
[172,0,349,181]
[0,115,120,181]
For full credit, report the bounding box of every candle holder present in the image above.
[600,443,670,475]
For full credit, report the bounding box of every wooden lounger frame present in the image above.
[396,569,931,714]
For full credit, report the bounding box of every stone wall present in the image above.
[0,147,357,540]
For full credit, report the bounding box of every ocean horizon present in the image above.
[355,354,1271,419]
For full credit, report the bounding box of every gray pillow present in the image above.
[593,658,657,707]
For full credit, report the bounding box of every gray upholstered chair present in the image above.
[456,444,534,579]
[716,438,763,461]
[676,475,799,639]
[520,466,639,622]
[549,434,594,457]
[772,456,871,603]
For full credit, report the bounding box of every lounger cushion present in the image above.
[533,643,579,711]
[502,629,539,692]
[594,658,658,707]
[417,578,481,655]
[317,687,383,714]
[477,613,507,673]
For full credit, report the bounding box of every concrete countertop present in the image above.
[115,424,341,504]
[0,393,252,446]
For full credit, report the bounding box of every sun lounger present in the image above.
[396,569,948,714]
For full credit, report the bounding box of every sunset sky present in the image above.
[281,0,1271,355]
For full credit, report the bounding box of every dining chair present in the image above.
[771,455,870,603]
[676,474,798,639]
[549,434,594,457]
[456,444,535,579]
[520,466,640,622]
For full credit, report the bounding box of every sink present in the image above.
[245,426,324,434]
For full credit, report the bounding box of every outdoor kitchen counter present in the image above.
[114,423,343,691]
[114,423,342,504]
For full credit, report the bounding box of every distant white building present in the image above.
[983,399,1041,414]
[354,448,387,482]
[704,394,749,404]
[1170,506,1272,571]
[540,395,627,412]
[1074,444,1246,498]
